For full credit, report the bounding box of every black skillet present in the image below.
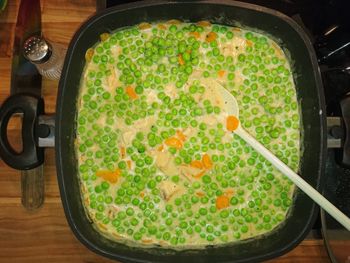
[0,1,326,262]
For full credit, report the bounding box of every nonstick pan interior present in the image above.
[56,1,326,262]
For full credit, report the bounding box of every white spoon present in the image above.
[213,81,350,231]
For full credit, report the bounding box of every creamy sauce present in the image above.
[76,21,300,249]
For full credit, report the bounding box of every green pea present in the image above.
[240,225,248,233]
[101,181,110,190]
[199,208,207,215]
[132,232,142,241]
[202,175,211,184]
[226,31,234,39]
[220,210,229,218]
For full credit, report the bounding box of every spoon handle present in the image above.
[235,127,350,231]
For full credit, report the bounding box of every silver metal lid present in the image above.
[23,35,52,64]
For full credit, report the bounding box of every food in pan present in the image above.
[76,21,300,248]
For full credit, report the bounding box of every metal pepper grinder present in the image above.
[23,35,66,80]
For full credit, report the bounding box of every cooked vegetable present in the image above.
[226,115,239,132]
[77,21,300,248]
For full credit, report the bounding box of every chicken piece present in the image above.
[164,83,177,98]
[146,90,159,104]
[106,205,120,219]
[106,69,119,91]
[220,37,246,57]
[110,45,120,57]
[96,115,106,126]
[121,130,136,145]
[121,116,156,145]
[159,180,181,201]
[201,115,218,126]
[182,127,197,139]
[154,150,178,176]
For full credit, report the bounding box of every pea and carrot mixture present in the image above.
[77,21,300,248]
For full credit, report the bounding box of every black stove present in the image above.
[97,0,350,261]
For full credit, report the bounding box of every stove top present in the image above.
[96,0,350,261]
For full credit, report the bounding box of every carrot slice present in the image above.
[197,21,211,27]
[196,192,205,197]
[225,189,235,196]
[165,137,183,149]
[190,31,201,39]
[190,160,203,169]
[226,115,239,132]
[218,70,226,77]
[85,48,94,62]
[103,170,120,183]
[157,145,164,151]
[246,40,253,47]
[193,170,206,179]
[98,223,107,230]
[96,170,109,180]
[100,33,110,41]
[112,233,122,239]
[166,19,181,24]
[202,154,213,169]
[96,169,120,184]
[176,130,186,141]
[157,24,166,30]
[140,192,145,198]
[142,239,153,244]
[127,160,132,169]
[178,54,185,65]
[216,195,230,210]
[120,146,126,158]
[206,32,217,43]
[138,22,151,30]
[125,86,138,99]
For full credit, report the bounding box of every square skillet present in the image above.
[56,1,326,262]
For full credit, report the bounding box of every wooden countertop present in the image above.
[0,1,330,262]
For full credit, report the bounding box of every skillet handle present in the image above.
[339,95,350,167]
[0,94,44,170]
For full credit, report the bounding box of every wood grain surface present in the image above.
[0,1,330,262]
